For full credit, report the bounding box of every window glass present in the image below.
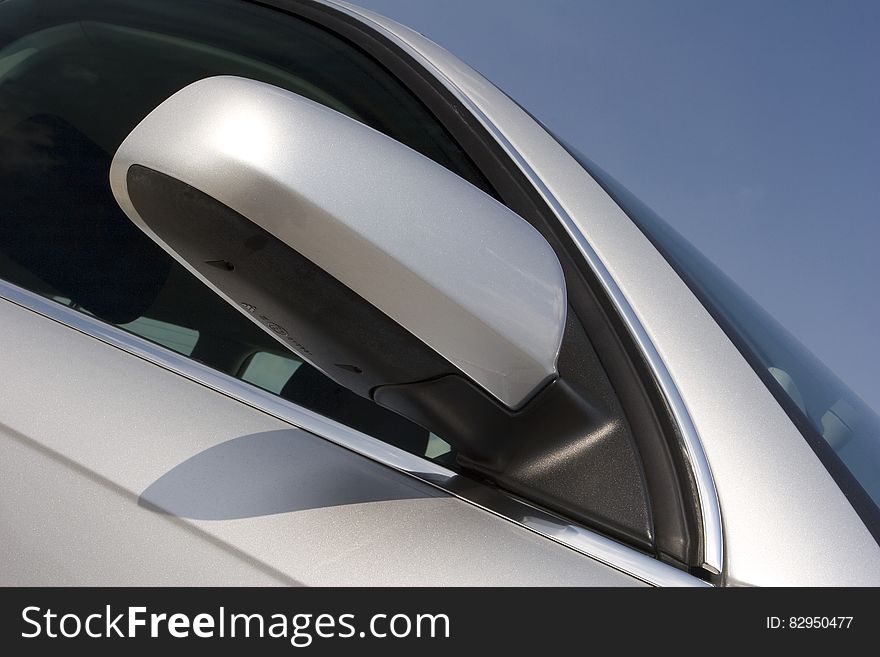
[0,0,491,461]
[240,352,302,395]
[119,317,200,357]
[425,434,452,459]
[560,140,880,537]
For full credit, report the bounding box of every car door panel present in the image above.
[0,297,644,586]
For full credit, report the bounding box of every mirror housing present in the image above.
[110,76,565,412]
[109,76,578,467]
[110,77,654,546]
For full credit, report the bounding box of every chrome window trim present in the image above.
[0,278,708,587]
[317,0,723,575]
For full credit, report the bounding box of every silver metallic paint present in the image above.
[0,294,648,586]
[110,76,567,410]
[321,0,721,577]
[0,279,706,586]
[1,0,875,585]
[323,0,880,583]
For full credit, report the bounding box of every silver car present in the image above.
[1,0,878,587]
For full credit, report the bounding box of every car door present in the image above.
[0,0,709,585]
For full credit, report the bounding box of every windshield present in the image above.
[562,144,880,540]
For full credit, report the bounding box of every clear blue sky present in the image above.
[354,0,880,412]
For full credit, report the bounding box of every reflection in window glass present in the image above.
[426,433,452,459]
[241,352,302,394]
[119,316,199,356]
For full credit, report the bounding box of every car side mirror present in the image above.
[110,76,567,461]
[110,77,655,546]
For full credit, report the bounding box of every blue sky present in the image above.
[354,0,880,412]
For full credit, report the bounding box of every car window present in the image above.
[0,0,493,461]
[240,352,303,395]
[560,140,880,538]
